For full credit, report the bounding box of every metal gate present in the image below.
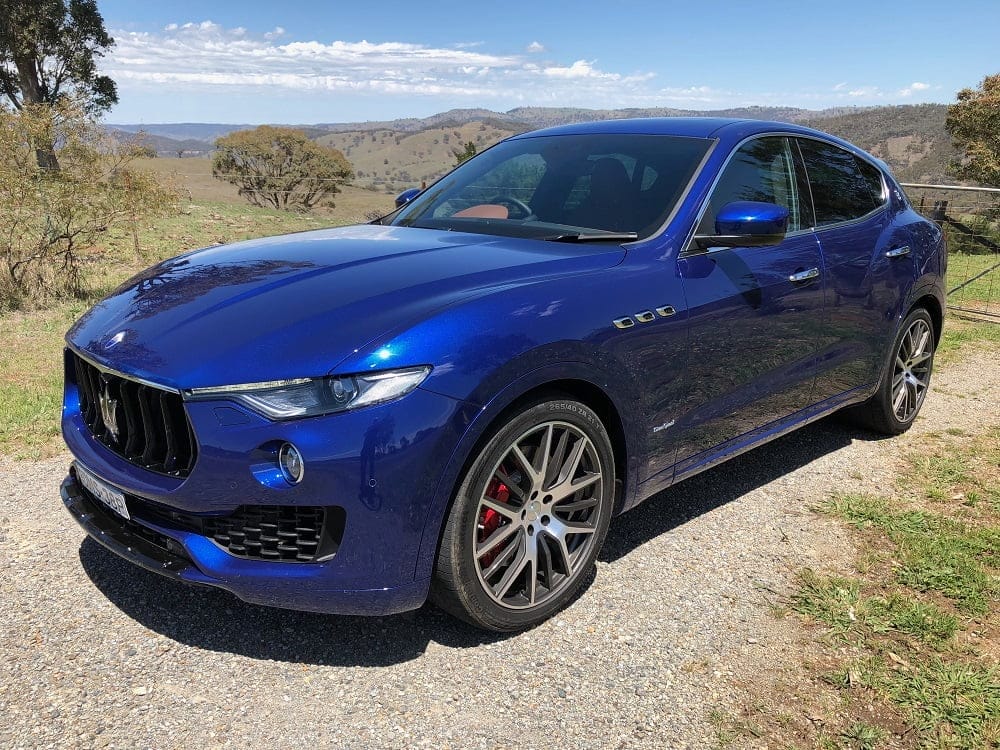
[902,183,1000,320]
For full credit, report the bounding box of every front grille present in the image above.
[205,506,332,562]
[70,351,197,478]
[131,495,343,563]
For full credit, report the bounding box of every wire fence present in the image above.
[902,183,1000,321]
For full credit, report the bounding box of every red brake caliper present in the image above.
[478,477,510,567]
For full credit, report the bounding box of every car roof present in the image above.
[509,117,880,170]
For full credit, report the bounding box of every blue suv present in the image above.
[61,118,945,631]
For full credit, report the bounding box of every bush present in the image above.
[212,126,353,212]
[0,103,175,310]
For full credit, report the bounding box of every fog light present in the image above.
[278,442,304,485]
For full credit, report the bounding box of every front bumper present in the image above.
[61,467,432,615]
[61,377,479,616]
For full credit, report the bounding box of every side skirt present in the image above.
[627,384,873,511]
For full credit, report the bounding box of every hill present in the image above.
[109,103,959,191]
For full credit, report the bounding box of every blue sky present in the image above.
[97,0,998,124]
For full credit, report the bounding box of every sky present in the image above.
[96,0,999,125]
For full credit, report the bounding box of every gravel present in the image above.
[2,352,996,749]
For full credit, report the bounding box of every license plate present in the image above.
[76,463,130,520]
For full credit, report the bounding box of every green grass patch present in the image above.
[836,722,885,750]
[791,570,958,644]
[877,659,1000,749]
[937,315,1000,365]
[824,493,997,615]
[790,427,1000,749]
[946,249,1000,313]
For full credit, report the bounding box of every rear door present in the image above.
[795,138,898,400]
[671,135,826,477]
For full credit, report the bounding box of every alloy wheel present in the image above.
[472,420,604,610]
[891,317,933,423]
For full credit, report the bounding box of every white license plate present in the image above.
[76,463,130,520]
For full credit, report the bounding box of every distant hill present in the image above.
[109,103,959,190]
[106,128,214,157]
[799,104,957,183]
[110,122,254,142]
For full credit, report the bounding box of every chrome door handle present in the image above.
[886,245,911,258]
[788,267,820,283]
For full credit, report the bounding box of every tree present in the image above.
[946,73,1000,186]
[453,141,477,166]
[1,0,117,169]
[0,102,175,308]
[212,127,354,211]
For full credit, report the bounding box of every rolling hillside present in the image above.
[109,103,961,192]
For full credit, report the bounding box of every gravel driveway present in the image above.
[2,353,996,749]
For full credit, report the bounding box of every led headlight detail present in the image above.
[185,366,432,420]
[278,442,304,484]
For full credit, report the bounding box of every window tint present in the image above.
[855,156,887,207]
[432,153,545,218]
[698,137,806,235]
[395,134,711,240]
[798,139,882,226]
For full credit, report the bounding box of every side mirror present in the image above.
[394,187,422,209]
[692,201,789,250]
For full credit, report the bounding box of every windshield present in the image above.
[391,133,711,241]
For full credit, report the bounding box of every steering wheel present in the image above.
[491,196,533,220]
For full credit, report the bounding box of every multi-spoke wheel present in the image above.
[850,307,936,435]
[891,316,933,423]
[432,399,614,631]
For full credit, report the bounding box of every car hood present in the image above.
[67,224,624,389]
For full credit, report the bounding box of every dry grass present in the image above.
[133,157,395,220]
[313,122,517,191]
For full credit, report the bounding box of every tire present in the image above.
[431,398,615,631]
[849,307,936,435]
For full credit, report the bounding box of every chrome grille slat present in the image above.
[70,351,197,478]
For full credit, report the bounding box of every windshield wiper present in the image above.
[542,232,638,243]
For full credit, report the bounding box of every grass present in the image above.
[784,428,1000,749]
[936,315,1000,365]
[946,249,1000,316]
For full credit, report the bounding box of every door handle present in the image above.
[886,245,911,258]
[788,267,820,283]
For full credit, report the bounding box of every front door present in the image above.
[671,136,826,477]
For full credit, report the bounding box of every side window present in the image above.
[698,137,805,235]
[855,157,887,208]
[797,139,882,226]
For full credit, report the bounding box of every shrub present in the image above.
[0,102,175,310]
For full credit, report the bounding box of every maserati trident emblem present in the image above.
[99,384,120,442]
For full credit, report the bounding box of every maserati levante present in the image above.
[61,118,945,631]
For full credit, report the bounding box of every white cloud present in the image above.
[109,21,940,118]
[105,23,667,106]
[898,81,931,97]
[847,86,882,98]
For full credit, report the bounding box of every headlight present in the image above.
[185,366,432,420]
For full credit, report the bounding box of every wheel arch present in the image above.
[413,369,636,583]
[909,292,944,345]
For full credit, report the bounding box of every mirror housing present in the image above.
[692,201,789,250]
[394,187,422,208]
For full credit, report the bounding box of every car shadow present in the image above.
[78,414,876,667]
